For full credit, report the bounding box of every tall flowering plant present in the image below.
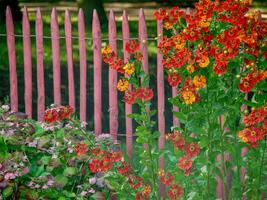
[154,0,267,199]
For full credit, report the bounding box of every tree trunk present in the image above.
[0,0,22,21]
[77,0,107,28]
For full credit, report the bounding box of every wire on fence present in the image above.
[0,33,160,41]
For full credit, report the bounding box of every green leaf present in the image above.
[0,137,8,158]
[3,186,13,198]
[63,167,76,177]
[243,53,256,61]
[199,136,209,148]
[55,175,68,188]
[173,111,187,123]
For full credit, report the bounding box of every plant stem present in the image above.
[256,138,267,199]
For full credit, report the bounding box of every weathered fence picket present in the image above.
[122,10,133,161]
[6,6,18,112]
[157,19,165,197]
[78,9,87,122]
[64,9,75,110]
[51,8,61,105]
[109,10,119,140]
[36,8,45,122]
[23,7,33,118]
[92,10,102,136]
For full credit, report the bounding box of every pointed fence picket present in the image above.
[4,7,251,198]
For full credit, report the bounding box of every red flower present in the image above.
[128,175,143,189]
[239,78,254,93]
[117,161,130,175]
[244,126,264,143]
[124,91,137,105]
[185,143,200,158]
[243,108,265,126]
[167,184,184,200]
[90,147,104,156]
[103,51,116,64]
[178,156,193,171]
[58,105,73,120]
[110,150,122,162]
[89,158,102,173]
[110,58,125,74]
[75,143,88,156]
[126,40,140,54]
[159,172,174,186]
[166,131,185,150]
[44,108,59,123]
[101,156,113,171]
[154,8,167,21]
[213,62,227,76]
[168,72,182,87]
[138,88,154,101]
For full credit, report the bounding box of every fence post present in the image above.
[22,7,32,118]
[64,9,75,110]
[6,6,18,112]
[138,9,148,74]
[36,8,45,121]
[93,10,102,136]
[78,9,87,122]
[108,10,118,141]
[122,10,133,162]
[157,19,165,197]
[51,8,61,105]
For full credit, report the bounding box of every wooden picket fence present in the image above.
[4,6,231,198]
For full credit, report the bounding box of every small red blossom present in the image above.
[89,158,103,173]
[110,151,122,162]
[58,105,73,120]
[117,161,131,175]
[168,72,182,87]
[128,175,143,189]
[159,172,174,186]
[75,143,88,156]
[124,90,137,105]
[167,184,184,200]
[178,156,193,171]
[185,143,200,158]
[154,8,167,20]
[44,109,59,123]
[138,88,154,101]
[239,78,254,93]
[126,40,140,54]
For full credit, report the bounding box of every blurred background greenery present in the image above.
[0,0,266,135]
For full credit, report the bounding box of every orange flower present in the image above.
[117,79,129,92]
[181,90,197,105]
[186,64,195,73]
[123,63,135,75]
[173,35,186,50]
[192,75,206,90]
[142,185,151,196]
[101,45,112,55]
[197,55,210,68]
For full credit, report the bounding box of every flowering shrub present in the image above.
[100,0,267,199]
[155,0,266,199]
[0,104,123,199]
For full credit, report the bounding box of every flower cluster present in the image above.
[158,169,183,200]
[238,104,267,147]
[88,147,122,173]
[155,0,267,104]
[102,41,153,105]
[166,131,200,175]
[44,105,73,123]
